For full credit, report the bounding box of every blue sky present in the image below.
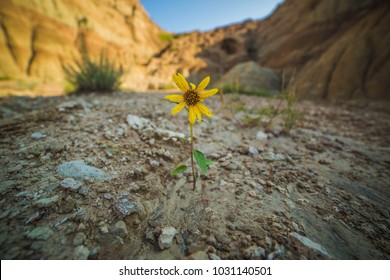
[140,0,284,33]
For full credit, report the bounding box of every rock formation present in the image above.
[255,0,390,100]
[0,0,165,89]
[147,0,390,100]
[0,0,389,99]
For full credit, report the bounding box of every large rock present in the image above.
[57,161,112,182]
[158,226,177,250]
[217,61,281,93]
[0,0,165,91]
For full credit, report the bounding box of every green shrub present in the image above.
[159,32,174,43]
[63,51,123,93]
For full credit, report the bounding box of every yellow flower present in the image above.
[165,73,218,125]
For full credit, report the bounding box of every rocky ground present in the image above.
[0,91,389,260]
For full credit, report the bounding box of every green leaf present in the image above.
[193,150,208,175]
[171,165,187,175]
[205,159,215,166]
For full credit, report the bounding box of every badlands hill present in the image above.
[0,0,165,90]
[0,0,389,99]
[147,0,390,100]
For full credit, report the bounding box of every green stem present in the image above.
[190,123,195,190]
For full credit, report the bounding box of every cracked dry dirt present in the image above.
[0,92,389,260]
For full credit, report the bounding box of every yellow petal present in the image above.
[194,104,202,123]
[177,73,190,91]
[188,105,196,124]
[196,76,210,92]
[171,102,186,115]
[197,103,212,118]
[199,88,218,100]
[165,94,184,103]
[172,74,189,92]
[190,83,196,90]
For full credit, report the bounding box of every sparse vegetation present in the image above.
[280,89,304,133]
[241,104,277,126]
[159,32,174,43]
[235,90,303,133]
[63,51,123,93]
[223,70,303,133]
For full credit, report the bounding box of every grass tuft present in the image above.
[63,51,123,93]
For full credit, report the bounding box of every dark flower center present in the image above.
[183,90,200,106]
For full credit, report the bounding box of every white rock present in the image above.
[158,226,177,250]
[31,132,46,139]
[262,151,286,161]
[256,130,268,140]
[57,161,112,182]
[60,178,82,192]
[249,146,259,155]
[290,232,332,259]
[100,225,109,234]
[73,245,90,260]
[155,128,185,141]
[127,115,155,131]
[57,99,90,112]
[103,193,114,200]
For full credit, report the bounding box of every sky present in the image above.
[140,0,284,33]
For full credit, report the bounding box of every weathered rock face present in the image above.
[0,0,389,100]
[0,0,165,89]
[144,21,260,89]
[255,0,390,100]
[147,0,390,100]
